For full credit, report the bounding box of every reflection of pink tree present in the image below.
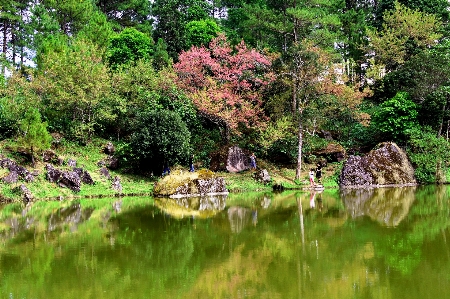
[175,34,274,140]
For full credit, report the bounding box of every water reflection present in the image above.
[0,187,449,299]
[155,195,227,219]
[341,187,416,227]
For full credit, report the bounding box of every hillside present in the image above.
[0,138,339,203]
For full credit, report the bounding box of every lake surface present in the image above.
[0,185,449,299]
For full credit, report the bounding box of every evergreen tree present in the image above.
[18,107,52,166]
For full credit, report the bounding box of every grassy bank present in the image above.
[0,138,339,203]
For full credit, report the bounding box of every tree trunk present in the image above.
[295,109,303,180]
[437,100,447,137]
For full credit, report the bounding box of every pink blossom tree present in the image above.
[174,34,274,141]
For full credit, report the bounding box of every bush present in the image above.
[129,109,191,173]
[406,126,450,183]
[370,92,419,142]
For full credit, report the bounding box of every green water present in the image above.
[0,185,449,299]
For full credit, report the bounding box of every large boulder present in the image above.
[339,142,416,187]
[209,146,251,173]
[154,169,228,197]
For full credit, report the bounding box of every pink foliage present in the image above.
[174,34,274,133]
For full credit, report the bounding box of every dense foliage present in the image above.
[2,0,450,182]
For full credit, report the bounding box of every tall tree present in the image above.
[367,1,442,72]
[37,38,113,142]
[152,0,212,60]
[106,27,154,69]
[94,0,152,33]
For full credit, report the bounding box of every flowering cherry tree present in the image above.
[174,34,274,140]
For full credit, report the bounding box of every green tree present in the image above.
[367,1,442,72]
[152,0,212,59]
[106,27,154,69]
[94,0,152,33]
[38,0,95,35]
[38,38,113,143]
[152,38,171,70]
[18,107,52,166]
[371,91,419,142]
[375,40,450,136]
[129,109,191,173]
[407,126,450,183]
[185,19,221,48]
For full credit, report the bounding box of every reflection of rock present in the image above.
[260,196,271,209]
[155,195,227,219]
[339,142,416,187]
[48,203,94,232]
[341,187,416,226]
[227,206,252,233]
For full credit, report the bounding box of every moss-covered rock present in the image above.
[153,169,228,197]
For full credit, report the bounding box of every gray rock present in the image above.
[104,142,115,155]
[45,164,62,183]
[67,159,77,167]
[252,169,271,184]
[59,171,81,192]
[226,146,251,173]
[73,167,95,185]
[112,176,122,192]
[19,184,33,204]
[99,167,111,179]
[3,171,18,183]
[339,142,416,187]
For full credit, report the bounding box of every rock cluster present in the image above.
[0,158,37,183]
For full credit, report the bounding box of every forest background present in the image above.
[1,0,450,186]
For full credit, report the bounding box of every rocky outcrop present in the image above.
[312,143,346,163]
[153,169,228,197]
[209,146,251,172]
[73,167,95,185]
[45,164,95,192]
[339,142,416,187]
[0,158,37,183]
[59,171,81,192]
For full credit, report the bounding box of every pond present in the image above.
[0,185,449,299]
